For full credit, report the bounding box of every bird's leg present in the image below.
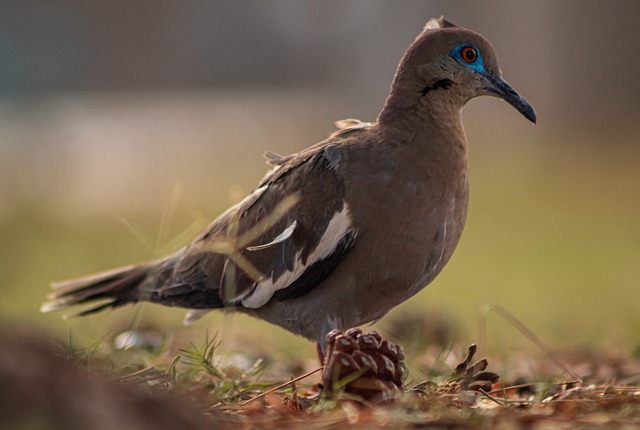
[316,342,325,367]
[318,329,343,368]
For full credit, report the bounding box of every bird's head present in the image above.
[380,17,536,125]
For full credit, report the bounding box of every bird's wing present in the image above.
[153,133,364,310]
[261,118,371,167]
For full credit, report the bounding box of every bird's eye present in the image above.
[460,46,478,64]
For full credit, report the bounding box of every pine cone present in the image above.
[452,344,500,392]
[321,329,405,402]
[413,344,500,396]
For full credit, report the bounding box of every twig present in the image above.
[617,373,640,386]
[478,388,507,406]
[237,366,323,407]
[487,379,581,395]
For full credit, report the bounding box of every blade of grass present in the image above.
[479,303,583,385]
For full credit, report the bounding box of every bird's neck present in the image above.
[377,76,467,138]
[378,88,467,150]
[376,82,469,177]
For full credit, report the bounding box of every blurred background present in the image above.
[1,0,639,358]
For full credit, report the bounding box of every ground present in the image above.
[3,310,640,429]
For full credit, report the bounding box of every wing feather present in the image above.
[157,140,359,310]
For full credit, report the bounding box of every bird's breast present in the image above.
[346,144,469,301]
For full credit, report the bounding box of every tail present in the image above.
[41,262,155,318]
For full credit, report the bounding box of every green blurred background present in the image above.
[1,1,639,357]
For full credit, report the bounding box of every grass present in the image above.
[5,322,639,429]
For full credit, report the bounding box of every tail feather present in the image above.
[41,262,153,317]
[61,299,118,319]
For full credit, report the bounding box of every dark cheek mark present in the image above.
[419,79,453,96]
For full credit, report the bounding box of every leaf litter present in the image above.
[3,310,640,429]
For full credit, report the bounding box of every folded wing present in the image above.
[152,141,358,312]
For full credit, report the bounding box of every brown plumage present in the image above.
[42,17,536,346]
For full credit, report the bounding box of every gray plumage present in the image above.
[42,17,536,346]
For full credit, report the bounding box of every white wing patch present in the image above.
[241,203,354,309]
[246,221,297,251]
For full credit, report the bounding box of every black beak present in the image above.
[484,74,537,124]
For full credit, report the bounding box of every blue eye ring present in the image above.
[451,43,485,73]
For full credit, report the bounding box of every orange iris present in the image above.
[461,46,477,63]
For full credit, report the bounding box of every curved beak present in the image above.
[484,74,537,124]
